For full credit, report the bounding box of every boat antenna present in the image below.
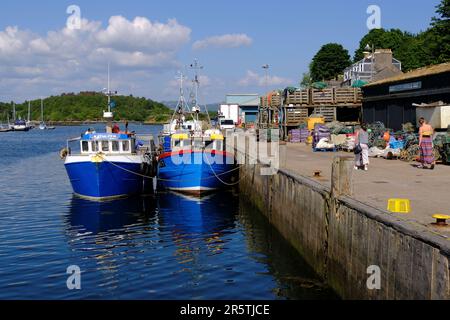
[103,62,116,133]
[189,59,210,127]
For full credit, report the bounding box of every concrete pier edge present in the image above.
[235,139,450,299]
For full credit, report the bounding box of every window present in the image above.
[173,140,181,148]
[92,141,99,152]
[82,141,89,152]
[112,141,120,152]
[101,141,109,152]
[121,140,130,152]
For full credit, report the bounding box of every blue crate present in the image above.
[389,140,405,149]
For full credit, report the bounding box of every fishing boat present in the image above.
[157,61,236,195]
[61,65,157,200]
[39,99,55,130]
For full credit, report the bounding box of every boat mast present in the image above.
[189,59,206,131]
[28,101,31,123]
[173,71,187,131]
[12,102,16,121]
[41,98,44,123]
[103,62,115,133]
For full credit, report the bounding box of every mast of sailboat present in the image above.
[12,102,16,121]
[28,101,31,123]
[40,98,44,124]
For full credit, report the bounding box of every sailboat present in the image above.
[157,60,237,196]
[39,98,55,130]
[0,112,12,132]
[26,101,34,129]
[11,103,30,132]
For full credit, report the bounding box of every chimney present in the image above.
[374,49,393,71]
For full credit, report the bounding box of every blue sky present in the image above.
[0,0,441,103]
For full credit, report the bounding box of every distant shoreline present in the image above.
[26,120,165,126]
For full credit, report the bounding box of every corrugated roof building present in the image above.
[225,94,259,124]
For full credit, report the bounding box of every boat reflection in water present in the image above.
[67,195,156,235]
[64,192,336,299]
[158,191,237,237]
[157,191,238,265]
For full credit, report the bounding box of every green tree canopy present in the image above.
[0,92,173,123]
[428,0,450,64]
[310,43,351,82]
[353,0,450,72]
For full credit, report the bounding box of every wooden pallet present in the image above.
[313,106,336,122]
[284,107,308,126]
[284,88,362,106]
[286,90,310,105]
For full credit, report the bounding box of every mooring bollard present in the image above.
[279,143,287,169]
[331,156,354,198]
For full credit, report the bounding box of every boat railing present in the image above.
[66,137,81,150]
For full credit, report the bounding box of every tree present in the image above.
[353,29,414,63]
[0,93,172,123]
[310,43,351,82]
[300,72,312,89]
[428,0,450,64]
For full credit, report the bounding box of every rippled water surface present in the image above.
[0,125,337,299]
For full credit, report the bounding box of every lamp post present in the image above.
[262,64,269,94]
[261,64,270,127]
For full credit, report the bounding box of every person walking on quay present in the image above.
[418,117,435,170]
[354,123,369,171]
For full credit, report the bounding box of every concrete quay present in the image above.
[234,136,450,299]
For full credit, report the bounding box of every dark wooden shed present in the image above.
[362,63,450,130]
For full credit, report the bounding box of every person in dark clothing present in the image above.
[112,123,120,134]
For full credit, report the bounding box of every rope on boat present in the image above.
[96,153,243,183]
[204,155,241,186]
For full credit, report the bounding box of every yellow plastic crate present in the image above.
[387,199,411,214]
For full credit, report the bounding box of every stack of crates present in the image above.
[443,135,450,165]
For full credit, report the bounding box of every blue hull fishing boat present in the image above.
[158,149,235,194]
[158,61,236,195]
[64,133,151,199]
[62,66,156,200]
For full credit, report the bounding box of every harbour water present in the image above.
[0,125,337,300]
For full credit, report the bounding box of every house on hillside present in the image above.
[343,49,402,87]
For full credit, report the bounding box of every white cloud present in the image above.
[96,16,190,52]
[193,33,252,50]
[238,70,293,87]
[0,16,192,101]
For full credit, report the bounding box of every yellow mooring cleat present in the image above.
[387,199,411,214]
[432,214,450,226]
